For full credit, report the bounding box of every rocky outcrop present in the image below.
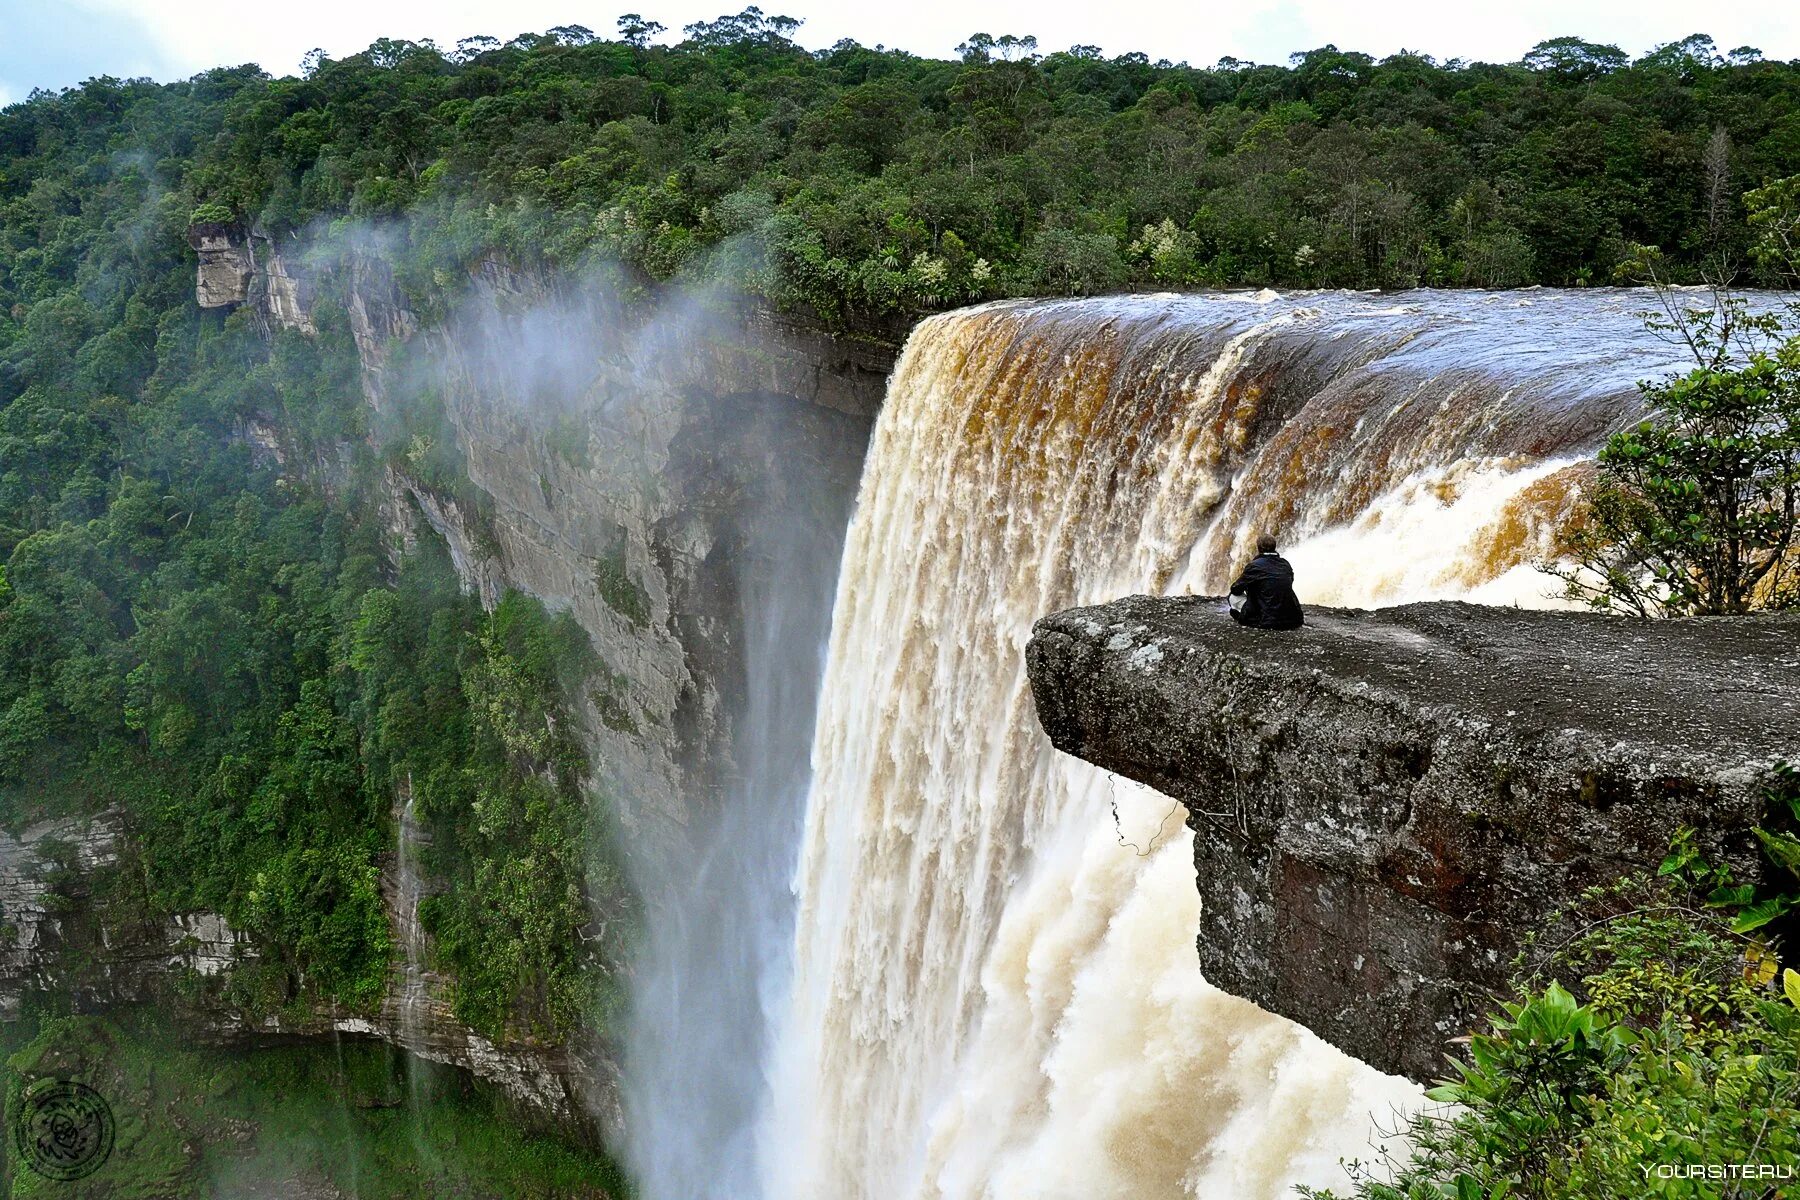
[188,222,255,308]
[1026,595,1800,1082]
[186,221,319,333]
[0,813,236,1018]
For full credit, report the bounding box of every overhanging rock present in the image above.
[1025,594,1800,1082]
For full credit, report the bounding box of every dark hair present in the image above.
[1257,533,1278,553]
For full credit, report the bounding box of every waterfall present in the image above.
[621,383,865,1199]
[624,515,848,1197]
[394,775,435,1154]
[758,291,1691,1199]
[395,779,428,1045]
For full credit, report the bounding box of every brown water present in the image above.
[757,290,1699,1199]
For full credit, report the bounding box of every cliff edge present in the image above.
[1026,595,1800,1082]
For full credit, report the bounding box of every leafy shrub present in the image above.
[1304,806,1800,1200]
[1548,320,1800,616]
[187,201,236,224]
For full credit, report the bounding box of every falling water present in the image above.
[393,774,435,1151]
[621,388,866,1199]
[759,291,1695,1199]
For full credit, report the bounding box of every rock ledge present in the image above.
[1026,595,1800,1081]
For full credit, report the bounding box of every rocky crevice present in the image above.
[1026,594,1800,1081]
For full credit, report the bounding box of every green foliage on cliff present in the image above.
[187,201,236,225]
[591,549,652,629]
[8,19,1800,327]
[0,107,622,1033]
[349,564,630,1037]
[3,1011,629,1197]
[1304,782,1800,1200]
[1658,764,1800,935]
[0,224,398,1006]
[1304,887,1800,1198]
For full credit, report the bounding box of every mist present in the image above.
[353,235,869,1194]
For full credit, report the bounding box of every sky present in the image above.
[4,0,1800,106]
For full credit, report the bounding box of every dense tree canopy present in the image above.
[5,17,1800,329]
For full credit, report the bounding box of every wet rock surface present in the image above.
[1026,594,1800,1081]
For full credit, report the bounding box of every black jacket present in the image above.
[1229,553,1304,630]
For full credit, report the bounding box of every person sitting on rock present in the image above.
[1228,534,1304,630]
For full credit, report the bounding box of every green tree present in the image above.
[1746,174,1800,285]
[1546,312,1800,616]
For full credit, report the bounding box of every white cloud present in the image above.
[55,0,1800,87]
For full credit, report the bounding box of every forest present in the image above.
[8,15,1800,332]
[2,13,1800,1190]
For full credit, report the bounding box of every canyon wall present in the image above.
[0,223,896,1137]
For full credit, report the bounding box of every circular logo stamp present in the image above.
[13,1079,114,1181]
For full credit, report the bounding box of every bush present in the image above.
[1304,815,1800,1200]
[1546,307,1800,616]
[187,201,235,224]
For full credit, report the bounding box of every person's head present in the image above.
[1257,533,1278,555]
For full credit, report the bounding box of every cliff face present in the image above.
[186,222,318,333]
[1026,594,1800,1082]
[0,814,253,1020]
[0,224,897,1139]
[188,222,254,308]
[0,809,600,1125]
[357,255,885,853]
[286,237,888,1129]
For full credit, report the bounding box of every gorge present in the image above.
[9,27,1800,1196]
[3,227,1786,1197]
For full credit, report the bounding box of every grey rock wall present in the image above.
[0,804,599,1128]
[339,261,885,1131]
[355,264,883,851]
[1026,594,1800,1081]
[189,222,254,308]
